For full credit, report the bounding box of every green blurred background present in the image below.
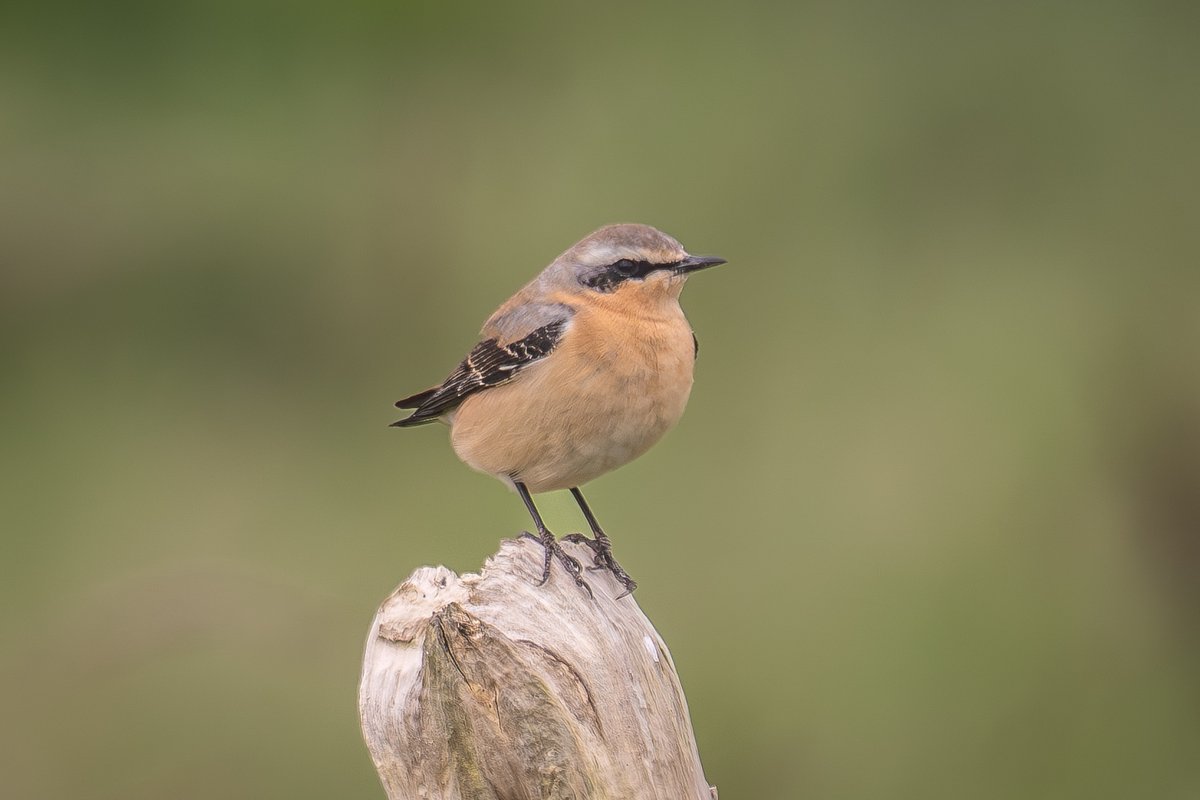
[3,1,1198,797]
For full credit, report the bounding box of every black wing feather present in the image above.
[391,319,567,427]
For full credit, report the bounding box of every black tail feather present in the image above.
[389,414,438,428]
[395,387,438,409]
[391,386,444,427]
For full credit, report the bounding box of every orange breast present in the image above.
[448,297,696,493]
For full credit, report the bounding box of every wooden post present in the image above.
[358,537,717,800]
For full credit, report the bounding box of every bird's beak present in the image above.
[673,255,727,274]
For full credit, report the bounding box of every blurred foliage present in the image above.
[2,1,1199,798]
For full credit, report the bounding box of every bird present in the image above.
[391,223,727,597]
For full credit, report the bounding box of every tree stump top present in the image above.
[359,537,715,800]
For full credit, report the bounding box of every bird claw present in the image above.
[524,530,593,599]
[562,532,637,598]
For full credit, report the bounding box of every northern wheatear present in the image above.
[392,224,727,597]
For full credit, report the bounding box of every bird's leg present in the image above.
[514,481,592,598]
[563,487,637,597]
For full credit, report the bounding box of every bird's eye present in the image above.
[614,259,638,276]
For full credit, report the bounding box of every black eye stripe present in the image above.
[582,259,683,292]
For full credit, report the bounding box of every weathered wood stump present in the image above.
[358,537,716,800]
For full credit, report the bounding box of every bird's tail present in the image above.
[390,415,435,428]
[395,387,438,409]
[390,387,440,427]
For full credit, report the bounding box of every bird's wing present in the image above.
[391,313,571,427]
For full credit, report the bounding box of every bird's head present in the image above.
[544,224,726,302]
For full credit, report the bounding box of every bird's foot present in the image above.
[562,532,638,598]
[520,529,593,599]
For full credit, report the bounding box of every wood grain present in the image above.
[359,537,716,799]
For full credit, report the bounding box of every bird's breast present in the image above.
[448,304,696,492]
[556,310,695,438]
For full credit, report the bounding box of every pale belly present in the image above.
[447,321,696,493]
